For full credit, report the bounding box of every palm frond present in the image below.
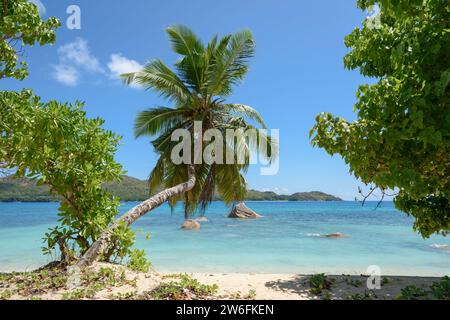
[122,59,191,102]
[166,25,205,92]
[134,107,190,138]
[222,104,266,128]
[215,164,247,204]
[147,156,166,194]
[198,164,215,214]
[208,30,255,96]
[150,120,191,154]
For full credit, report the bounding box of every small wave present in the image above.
[431,244,450,252]
[306,233,322,237]
[226,224,239,228]
[223,233,239,238]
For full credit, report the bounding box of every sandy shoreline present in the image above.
[188,272,443,300]
[2,262,446,300]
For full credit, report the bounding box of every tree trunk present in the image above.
[76,165,195,268]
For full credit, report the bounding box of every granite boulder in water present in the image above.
[228,202,262,219]
[322,232,347,238]
[181,219,201,230]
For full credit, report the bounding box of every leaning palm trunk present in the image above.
[76,165,195,268]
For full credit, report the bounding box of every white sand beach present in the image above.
[1,262,444,300]
[190,273,441,300]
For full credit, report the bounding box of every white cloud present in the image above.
[107,53,143,88]
[52,38,104,86]
[57,38,103,73]
[260,187,289,194]
[51,39,143,88]
[52,64,78,86]
[29,0,46,15]
[108,53,143,78]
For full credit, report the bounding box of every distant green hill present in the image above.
[0,175,342,202]
[102,175,150,201]
[0,175,58,202]
[244,190,342,201]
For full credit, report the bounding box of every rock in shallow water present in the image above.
[322,232,347,238]
[431,244,450,252]
[228,202,262,219]
[181,219,201,230]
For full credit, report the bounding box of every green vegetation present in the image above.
[396,277,450,300]
[0,289,12,300]
[0,264,68,298]
[309,273,334,295]
[347,291,376,300]
[0,0,60,80]
[73,25,282,267]
[149,274,218,300]
[0,0,142,265]
[123,25,276,218]
[0,265,138,300]
[430,276,450,299]
[2,266,450,300]
[0,90,134,263]
[108,273,221,300]
[310,0,449,237]
[1,1,448,298]
[62,267,137,300]
[0,174,150,202]
[396,285,429,300]
[245,190,341,201]
[127,249,152,272]
[343,275,363,287]
[0,175,58,202]
[0,174,341,202]
[245,288,257,300]
[103,175,149,201]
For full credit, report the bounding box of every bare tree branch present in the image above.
[357,185,399,209]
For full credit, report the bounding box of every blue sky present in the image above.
[3,1,380,200]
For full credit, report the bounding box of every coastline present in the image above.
[0,199,347,203]
[1,264,448,278]
[189,272,443,300]
[1,262,446,300]
[1,201,449,278]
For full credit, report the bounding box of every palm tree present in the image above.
[77,25,275,267]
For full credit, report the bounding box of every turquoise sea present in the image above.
[0,201,449,276]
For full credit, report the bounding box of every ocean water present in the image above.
[0,201,449,276]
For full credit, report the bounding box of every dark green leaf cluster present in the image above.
[0,0,138,262]
[0,0,60,79]
[311,0,449,237]
[0,90,134,260]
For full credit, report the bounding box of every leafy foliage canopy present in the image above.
[311,0,449,237]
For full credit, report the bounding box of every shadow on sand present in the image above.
[264,274,442,300]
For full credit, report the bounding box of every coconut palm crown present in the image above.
[122,25,276,217]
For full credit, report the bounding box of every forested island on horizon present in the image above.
[0,175,342,202]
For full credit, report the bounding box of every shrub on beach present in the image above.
[309,273,334,295]
[0,0,146,265]
[311,0,450,237]
[0,90,136,263]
